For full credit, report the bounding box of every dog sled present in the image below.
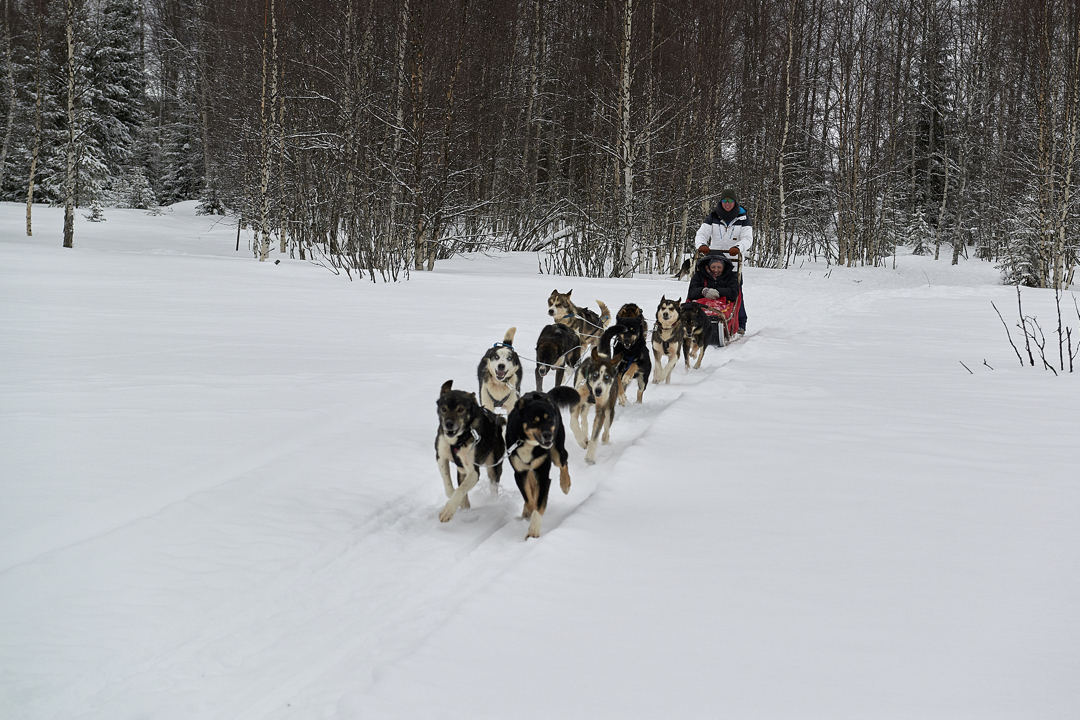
[693,294,741,347]
[693,249,743,347]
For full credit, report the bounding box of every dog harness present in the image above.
[450,425,508,469]
[487,389,514,409]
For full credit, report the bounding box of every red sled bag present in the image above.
[693,294,742,344]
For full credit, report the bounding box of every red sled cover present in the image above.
[693,294,742,338]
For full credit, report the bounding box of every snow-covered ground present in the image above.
[1,201,1077,720]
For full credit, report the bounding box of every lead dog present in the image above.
[477,327,522,412]
[651,296,684,383]
[547,289,611,352]
[534,322,581,392]
[505,388,581,538]
[435,380,506,523]
[570,347,633,464]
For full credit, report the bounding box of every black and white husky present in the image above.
[570,347,628,464]
[435,380,505,523]
[651,296,684,383]
[477,327,522,413]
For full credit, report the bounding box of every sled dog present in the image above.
[651,296,684,384]
[534,323,582,392]
[547,289,610,351]
[679,302,710,370]
[504,388,581,538]
[435,380,506,523]
[570,347,631,464]
[673,247,707,281]
[601,304,651,404]
[477,327,522,412]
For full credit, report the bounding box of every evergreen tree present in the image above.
[158,118,198,204]
[87,0,144,176]
[123,164,156,208]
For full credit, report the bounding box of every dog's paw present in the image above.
[526,512,543,538]
[438,505,456,523]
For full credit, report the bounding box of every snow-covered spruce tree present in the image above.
[84,196,104,220]
[195,176,224,215]
[158,121,198,205]
[85,0,146,183]
[123,164,155,208]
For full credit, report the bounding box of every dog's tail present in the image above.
[502,327,517,346]
[547,385,581,410]
[596,301,611,329]
[599,324,620,357]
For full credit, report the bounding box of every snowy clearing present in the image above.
[1,202,1078,719]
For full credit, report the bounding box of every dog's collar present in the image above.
[493,341,514,349]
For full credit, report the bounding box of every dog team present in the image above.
[435,289,715,539]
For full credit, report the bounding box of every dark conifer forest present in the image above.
[2,0,1078,285]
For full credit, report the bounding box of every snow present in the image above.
[1,201,1078,719]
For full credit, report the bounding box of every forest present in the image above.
[1,0,1078,286]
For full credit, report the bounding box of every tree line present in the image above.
[2,0,1078,287]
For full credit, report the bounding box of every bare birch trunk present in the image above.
[388,0,411,266]
[617,0,634,277]
[777,0,796,268]
[196,0,211,200]
[258,0,279,261]
[343,0,356,265]
[933,145,949,261]
[410,0,426,271]
[1034,0,1056,287]
[1052,28,1080,289]
[278,18,287,256]
[25,12,43,237]
[63,0,76,248]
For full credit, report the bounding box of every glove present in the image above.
[703,288,720,299]
[697,244,711,256]
[728,246,740,256]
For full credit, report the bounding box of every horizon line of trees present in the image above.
[1,0,1078,287]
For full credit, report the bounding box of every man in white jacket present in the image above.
[694,188,753,257]
[694,189,752,334]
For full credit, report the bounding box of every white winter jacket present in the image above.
[694,205,754,256]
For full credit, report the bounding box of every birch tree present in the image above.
[63,0,76,248]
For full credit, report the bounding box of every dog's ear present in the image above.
[675,297,682,304]
[469,392,478,402]
[566,289,573,297]
[590,346,600,362]
[441,380,454,394]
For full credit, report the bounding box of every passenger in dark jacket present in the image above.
[687,252,747,332]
